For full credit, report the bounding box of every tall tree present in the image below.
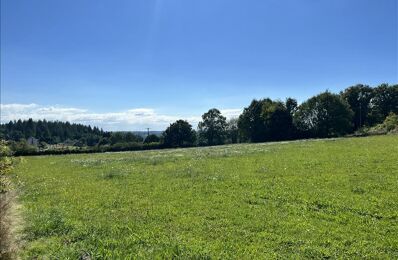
[262,100,294,141]
[198,108,228,146]
[23,118,36,138]
[238,99,268,142]
[294,91,354,138]
[162,120,196,148]
[340,84,374,129]
[238,99,293,142]
[368,84,398,125]
[36,120,51,142]
[285,97,298,116]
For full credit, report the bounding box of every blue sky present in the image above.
[1,0,397,130]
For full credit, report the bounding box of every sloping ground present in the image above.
[10,135,398,258]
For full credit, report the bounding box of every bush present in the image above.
[0,140,13,193]
[354,113,398,136]
[368,113,398,135]
[9,140,37,155]
[144,134,160,144]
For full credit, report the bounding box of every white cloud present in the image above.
[0,103,39,111]
[220,109,243,119]
[0,103,242,131]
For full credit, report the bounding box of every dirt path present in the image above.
[0,189,23,259]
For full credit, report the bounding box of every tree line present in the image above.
[0,119,105,145]
[161,83,397,147]
[1,83,397,154]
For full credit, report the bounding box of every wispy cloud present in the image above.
[0,104,242,131]
[220,109,243,118]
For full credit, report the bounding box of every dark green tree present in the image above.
[262,100,294,141]
[294,91,354,138]
[340,84,374,129]
[11,130,24,141]
[24,118,36,138]
[238,99,293,142]
[368,84,398,125]
[238,99,268,142]
[1,119,107,146]
[36,120,51,142]
[162,120,196,148]
[198,108,227,146]
[285,97,298,116]
[144,134,160,143]
[125,132,142,143]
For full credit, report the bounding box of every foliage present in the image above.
[12,136,398,258]
[238,99,293,142]
[9,140,37,155]
[198,108,228,146]
[238,99,265,142]
[381,112,398,131]
[144,134,160,144]
[367,84,398,125]
[285,97,298,116]
[294,91,354,138]
[1,84,397,155]
[110,132,143,145]
[226,118,239,144]
[361,112,398,135]
[0,120,148,155]
[0,140,13,193]
[162,120,196,148]
[261,100,294,141]
[340,84,374,129]
[0,119,105,144]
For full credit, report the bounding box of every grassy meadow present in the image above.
[12,135,398,258]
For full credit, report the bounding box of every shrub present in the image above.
[368,113,398,135]
[144,134,160,144]
[0,140,13,193]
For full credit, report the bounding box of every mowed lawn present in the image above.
[13,135,398,258]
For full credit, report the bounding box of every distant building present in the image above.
[27,137,39,146]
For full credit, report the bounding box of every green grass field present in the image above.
[12,135,398,258]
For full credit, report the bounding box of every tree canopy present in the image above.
[367,84,398,125]
[340,84,374,129]
[238,99,293,142]
[162,120,196,148]
[294,91,354,138]
[198,108,228,146]
[0,119,104,144]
